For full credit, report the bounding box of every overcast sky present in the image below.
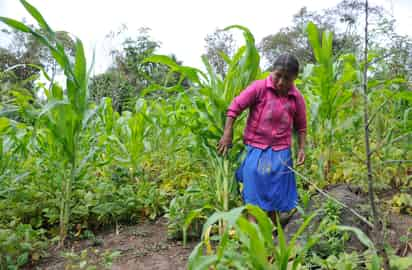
[1,0,411,74]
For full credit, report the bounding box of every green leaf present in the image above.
[191,255,218,270]
[290,211,318,246]
[0,117,10,133]
[336,225,375,250]
[17,252,29,266]
[307,22,320,62]
[87,48,96,79]
[73,38,88,114]
[237,217,268,269]
[20,0,53,33]
[51,84,64,100]
[183,208,208,246]
[144,55,205,84]
[275,216,290,269]
[0,17,32,32]
[390,255,412,270]
[188,243,218,270]
[39,100,70,118]
[216,230,230,260]
[140,84,185,96]
[369,253,381,270]
[201,206,245,238]
[321,30,333,61]
[245,204,274,247]
[201,55,219,89]
[74,38,87,89]
[217,50,231,65]
[224,25,255,45]
[144,54,179,68]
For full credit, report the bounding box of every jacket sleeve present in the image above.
[226,81,259,118]
[293,92,307,133]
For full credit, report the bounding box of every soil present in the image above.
[26,185,412,269]
[27,218,196,270]
[284,184,412,255]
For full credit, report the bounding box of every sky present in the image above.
[1,0,411,74]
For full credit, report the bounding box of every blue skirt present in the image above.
[235,145,298,212]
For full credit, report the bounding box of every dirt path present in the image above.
[30,218,196,270]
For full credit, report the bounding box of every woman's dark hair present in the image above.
[272,53,299,76]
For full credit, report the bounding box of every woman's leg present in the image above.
[271,209,297,227]
[268,211,279,226]
[268,211,279,239]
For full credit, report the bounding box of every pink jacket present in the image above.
[227,75,307,151]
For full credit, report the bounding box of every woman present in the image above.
[217,53,307,226]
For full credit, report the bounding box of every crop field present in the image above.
[0,1,411,269]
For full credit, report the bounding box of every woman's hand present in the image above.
[217,117,236,156]
[296,131,306,166]
[296,149,305,166]
[217,133,233,156]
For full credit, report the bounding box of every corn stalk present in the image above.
[0,0,91,246]
[143,25,262,233]
[304,22,354,181]
[188,205,376,270]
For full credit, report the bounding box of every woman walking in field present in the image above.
[217,53,307,226]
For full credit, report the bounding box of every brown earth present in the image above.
[284,184,412,255]
[26,185,411,269]
[27,218,196,270]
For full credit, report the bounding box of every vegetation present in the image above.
[0,0,411,269]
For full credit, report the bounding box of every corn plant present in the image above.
[144,27,263,237]
[302,22,356,182]
[188,205,379,270]
[0,0,92,245]
[111,99,149,179]
[188,205,317,270]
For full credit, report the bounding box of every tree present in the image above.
[258,0,409,72]
[0,24,76,104]
[0,26,44,122]
[1,23,76,124]
[0,26,42,88]
[88,68,123,112]
[203,29,236,78]
[113,27,160,88]
[259,7,338,69]
[89,28,184,112]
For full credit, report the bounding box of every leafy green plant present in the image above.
[1,0,92,245]
[166,180,216,243]
[311,199,349,258]
[144,26,263,240]
[188,205,320,270]
[188,203,381,270]
[0,4,410,268]
[391,193,412,215]
[302,22,356,182]
[62,248,120,270]
[311,252,360,270]
[0,224,48,270]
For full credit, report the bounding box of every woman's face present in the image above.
[271,68,297,92]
